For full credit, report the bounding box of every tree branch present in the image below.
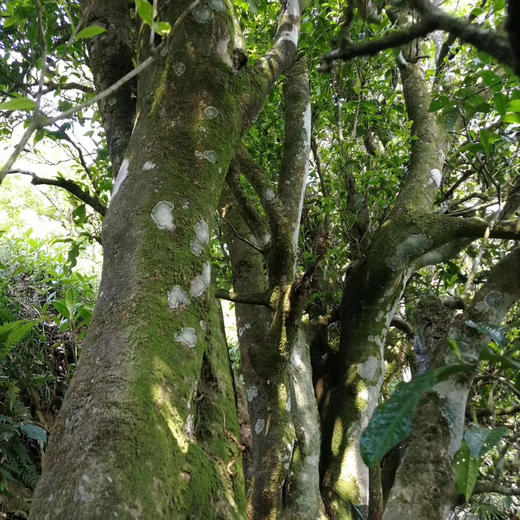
[215,288,271,307]
[9,169,106,216]
[320,0,515,72]
[473,482,520,495]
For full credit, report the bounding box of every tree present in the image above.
[1,0,520,519]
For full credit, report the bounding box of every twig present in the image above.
[8,169,107,216]
[218,214,265,255]
[0,0,48,184]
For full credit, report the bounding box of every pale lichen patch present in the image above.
[168,285,190,310]
[112,157,129,197]
[175,327,197,348]
[264,188,276,201]
[204,150,218,163]
[358,356,380,385]
[204,106,219,119]
[255,418,265,435]
[386,233,431,271]
[193,5,212,23]
[142,161,155,171]
[173,62,185,76]
[190,262,211,297]
[246,386,258,402]
[208,0,226,11]
[151,201,175,231]
[429,168,442,188]
[238,323,251,337]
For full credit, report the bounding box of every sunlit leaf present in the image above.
[76,25,106,39]
[0,97,35,111]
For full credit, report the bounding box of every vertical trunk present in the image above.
[30,0,303,516]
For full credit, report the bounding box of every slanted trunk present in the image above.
[383,248,520,519]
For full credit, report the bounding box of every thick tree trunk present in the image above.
[30,0,303,516]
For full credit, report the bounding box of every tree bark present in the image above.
[30,0,303,517]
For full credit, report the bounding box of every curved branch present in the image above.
[9,169,106,216]
[320,0,515,72]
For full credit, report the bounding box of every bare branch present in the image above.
[9,169,106,216]
[215,288,271,307]
[320,0,515,72]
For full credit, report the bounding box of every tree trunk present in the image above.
[30,0,303,517]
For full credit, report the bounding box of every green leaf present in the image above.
[480,70,501,87]
[503,112,520,124]
[0,97,36,111]
[156,21,171,35]
[479,347,520,370]
[493,93,508,116]
[20,423,47,443]
[52,300,70,319]
[448,339,462,362]
[361,364,473,466]
[360,371,438,466]
[464,425,507,459]
[76,25,106,39]
[466,320,505,346]
[454,440,480,501]
[507,99,520,112]
[135,0,153,26]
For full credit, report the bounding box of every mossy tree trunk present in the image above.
[222,56,326,520]
[319,28,520,518]
[30,0,303,518]
[382,248,520,519]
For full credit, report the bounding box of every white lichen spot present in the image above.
[182,201,190,210]
[175,327,197,348]
[190,262,211,297]
[255,418,265,435]
[168,285,190,310]
[195,220,210,244]
[375,310,384,322]
[216,35,233,67]
[199,320,207,331]
[185,414,195,438]
[204,150,218,163]
[173,62,185,76]
[151,201,175,231]
[75,473,94,503]
[108,97,117,106]
[142,161,155,171]
[429,168,442,188]
[190,239,203,256]
[264,188,275,202]
[193,5,212,23]
[285,398,291,412]
[204,106,219,119]
[291,348,303,370]
[208,0,226,11]
[260,233,271,247]
[278,25,299,46]
[238,323,251,337]
[358,357,379,384]
[246,386,258,402]
[112,157,129,197]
